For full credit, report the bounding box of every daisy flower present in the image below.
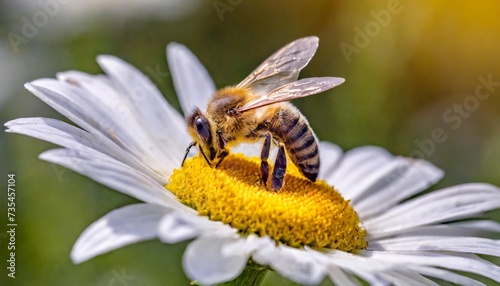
[5,37,500,286]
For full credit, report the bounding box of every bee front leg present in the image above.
[198,146,212,167]
[182,141,196,167]
[260,132,272,185]
[215,130,229,167]
[271,145,287,191]
[215,150,229,167]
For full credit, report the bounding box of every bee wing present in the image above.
[237,77,345,112]
[237,36,319,94]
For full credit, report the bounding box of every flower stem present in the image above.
[219,263,269,286]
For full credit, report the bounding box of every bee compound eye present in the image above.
[195,117,210,139]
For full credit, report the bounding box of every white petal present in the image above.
[410,265,485,286]
[327,146,392,197]
[25,80,125,146]
[94,56,188,178]
[318,141,343,181]
[183,235,249,285]
[167,42,216,115]
[157,210,236,244]
[221,234,274,257]
[27,78,147,152]
[25,79,181,179]
[451,220,500,233]
[56,70,155,145]
[368,220,500,240]
[381,270,438,286]
[39,148,184,209]
[362,250,500,283]
[157,212,200,243]
[253,245,327,285]
[326,265,361,286]
[71,204,167,264]
[5,117,166,183]
[354,159,443,219]
[310,249,392,286]
[369,236,500,257]
[365,183,500,235]
[347,157,414,203]
[96,55,188,148]
[57,70,188,162]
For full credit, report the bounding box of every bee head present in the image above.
[186,108,216,163]
[187,108,212,142]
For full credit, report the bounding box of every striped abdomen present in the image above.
[269,105,320,182]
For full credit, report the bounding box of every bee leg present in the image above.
[181,141,196,167]
[214,130,229,167]
[271,145,287,191]
[260,132,272,185]
[215,149,229,167]
[198,146,212,167]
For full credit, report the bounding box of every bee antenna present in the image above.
[182,141,196,166]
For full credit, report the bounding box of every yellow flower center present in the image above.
[167,154,367,251]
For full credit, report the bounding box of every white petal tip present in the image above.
[96,55,126,71]
[167,41,181,49]
[4,119,15,129]
[167,42,189,59]
[96,54,114,63]
[70,250,87,265]
[24,82,35,90]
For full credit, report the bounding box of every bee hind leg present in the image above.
[271,145,287,191]
[260,132,272,185]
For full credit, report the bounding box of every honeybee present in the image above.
[183,36,345,190]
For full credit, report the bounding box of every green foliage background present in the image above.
[1,1,500,285]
